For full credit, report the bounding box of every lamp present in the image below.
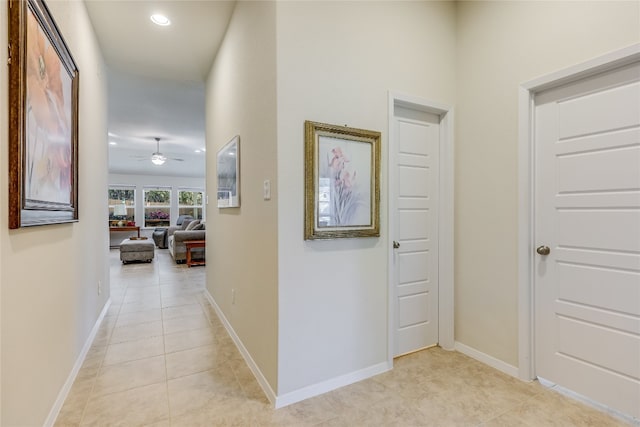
[113,202,127,226]
[113,202,127,217]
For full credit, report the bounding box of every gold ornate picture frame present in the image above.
[8,0,80,228]
[304,121,381,240]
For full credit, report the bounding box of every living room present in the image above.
[105,68,207,262]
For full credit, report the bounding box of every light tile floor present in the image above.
[55,249,631,426]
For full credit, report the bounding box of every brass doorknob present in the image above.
[393,241,400,249]
[536,245,550,256]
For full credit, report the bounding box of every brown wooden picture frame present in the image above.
[8,0,79,228]
[304,121,381,240]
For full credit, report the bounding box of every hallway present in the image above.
[54,250,628,426]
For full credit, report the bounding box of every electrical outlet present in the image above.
[98,280,102,295]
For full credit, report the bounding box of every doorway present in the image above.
[519,45,640,418]
[388,93,454,363]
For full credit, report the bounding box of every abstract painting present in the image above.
[8,0,79,228]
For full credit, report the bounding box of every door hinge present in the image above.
[7,44,12,65]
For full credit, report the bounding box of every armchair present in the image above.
[168,220,206,263]
[152,215,193,249]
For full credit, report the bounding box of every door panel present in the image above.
[392,113,439,357]
[557,316,639,379]
[398,293,431,326]
[399,121,432,155]
[557,144,640,193]
[556,297,639,336]
[557,210,640,251]
[558,81,640,138]
[398,251,430,284]
[557,263,640,314]
[398,280,430,297]
[535,61,640,418]
[554,247,640,271]
[399,166,430,196]
[396,324,432,356]
[399,210,430,240]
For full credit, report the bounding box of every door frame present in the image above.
[517,43,640,381]
[387,92,455,366]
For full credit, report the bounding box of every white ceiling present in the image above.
[84,0,236,177]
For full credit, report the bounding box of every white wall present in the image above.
[275,1,456,396]
[205,1,279,391]
[0,0,110,424]
[455,1,640,366]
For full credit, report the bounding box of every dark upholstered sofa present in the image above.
[152,215,193,249]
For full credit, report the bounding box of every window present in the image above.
[144,187,171,227]
[178,189,204,220]
[108,186,135,225]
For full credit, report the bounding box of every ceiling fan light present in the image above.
[151,153,166,165]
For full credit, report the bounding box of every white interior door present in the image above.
[392,107,440,357]
[534,60,640,418]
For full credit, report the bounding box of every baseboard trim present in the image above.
[204,291,277,406]
[44,298,112,427]
[454,341,519,378]
[275,361,390,409]
[538,377,640,425]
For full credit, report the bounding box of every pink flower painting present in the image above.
[326,146,361,225]
[317,137,372,228]
[305,121,380,239]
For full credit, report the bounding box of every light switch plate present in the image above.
[263,180,271,200]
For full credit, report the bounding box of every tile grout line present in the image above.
[64,250,250,425]
[160,268,174,427]
[77,279,128,426]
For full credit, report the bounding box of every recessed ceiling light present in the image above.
[109,141,117,146]
[201,147,206,152]
[194,149,201,153]
[150,14,171,26]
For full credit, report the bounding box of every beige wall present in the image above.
[455,1,640,366]
[0,0,109,424]
[205,1,279,391]
[275,1,456,395]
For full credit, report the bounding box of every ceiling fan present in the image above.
[129,137,184,165]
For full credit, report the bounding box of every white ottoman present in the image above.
[119,238,155,264]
